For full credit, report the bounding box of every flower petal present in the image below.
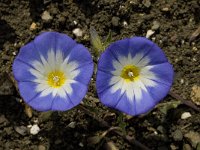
[134,89,156,115]
[12,60,37,82]
[28,94,54,111]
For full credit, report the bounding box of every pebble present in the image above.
[181,112,192,119]
[30,124,40,135]
[151,21,160,31]
[67,122,76,128]
[190,85,200,106]
[0,115,8,124]
[30,22,37,31]
[14,126,27,136]
[111,17,120,27]
[183,144,192,150]
[146,30,155,38]
[38,145,46,150]
[157,125,166,134]
[162,7,170,12]
[142,0,151,7]
[41,11,52,21]
[123,21,128,27]
[172,129,183,141]
[72,28,83,37]
[184,131,200,148]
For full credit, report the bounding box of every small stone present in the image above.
[41,11,52,21]
[151,21,160,31]
[146,30,155,38]
[30,22,37,30]
[157,125,166,134]
[184,131,200,148]
[73,20,77,25]
[14,126,27,136]
[183,144,192,150]
[172,129,183,141]
[0,115,8,124]
[72,28,83,37]
[30,124,40,135]
[162,7,170,12]
[38,145,46,150]
[190,85,200,105]
[142,0,151,7]
[67,122,76,128]
[111,17,120,27]
[79,142,84,147]
[4,127,12,135]
[181,112,192,119]
[123,21,128,27]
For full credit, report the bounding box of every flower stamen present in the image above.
[120,65,140,82]
[47,71,66,88]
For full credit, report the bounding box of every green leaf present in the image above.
[158,101,181,114]
[89,27,104,57]
[103,30,112,49]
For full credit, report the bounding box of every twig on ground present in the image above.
[169,91,200,112]
[79,103,151,150]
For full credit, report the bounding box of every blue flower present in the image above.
[13,32,93,111]
[96,37,174,116]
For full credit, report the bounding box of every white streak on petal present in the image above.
[29,68,44,79]
[57,88,67,98]
[109,76,121,86]
[52,88,58,97]
[62,80,74,95]
[47,49,56,70]
[124,82,134,101]
[35,83,49,92]
[133,86,142,101]
[110,78,124,93]
[40,87,54,97]
[132,53,144,65]
[136,56,150,67]
[119,55,129,66]
[112,60,123,76]
[40,55,51,72]
[140,77,157,87]
[32,61,45,74]
[55,50,64,68]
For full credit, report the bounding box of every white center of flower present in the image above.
[29,49,80,98]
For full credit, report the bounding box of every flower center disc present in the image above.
[120,65,140,82]
[47,71,66,88]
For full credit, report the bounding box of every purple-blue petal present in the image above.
[12,60,36,82]
[69,82,88,105]
[147,63,174,86]
[98,87,124,108]
[51,96,74,111]
[97,47,116,72]
[134,90,156,115]
[28,94,54,111]
[96,70,113,94]
[74,63,93,85]
[18,82,38,103]
[13,42,41,67]
[115,94,136,115]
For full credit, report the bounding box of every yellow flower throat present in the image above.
[120,65,140,82]
[47,71,66,88]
